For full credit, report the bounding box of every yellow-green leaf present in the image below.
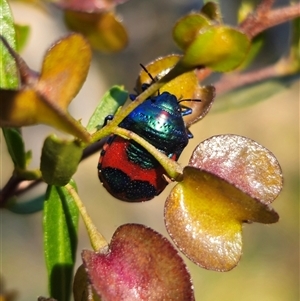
[0,89,90,141]
[173,13,210,51]
[180,26,250,71]
[165,166,279,271]
[38,33,92,109]
[135,54,199,99]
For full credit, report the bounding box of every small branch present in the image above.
[214,65,277,95]
[240,3,300,38]
[65,183,108,252]
[0,140,105,208]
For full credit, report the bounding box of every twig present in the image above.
[240,3,300,38]
[214,65,277,95]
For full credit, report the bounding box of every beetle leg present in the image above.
[103,115,114,126]
[180,104,193,117]
[187,129,193,139]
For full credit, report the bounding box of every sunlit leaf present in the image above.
[64,11,128,53]
[86,85,128,132]
[0,89,90,141]
[189,135,283,204]
[38,33,92,109]
[41,134,83,186]
[134,55,215,126]
[165,166,279,271]
[83,224,194,300]
[0,34,91,142]
[43,181,79,301]
[180,26,250,71]
[135,55,199,99]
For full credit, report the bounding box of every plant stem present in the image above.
[114,127,184,180]
[240,3,300,39]
[65,183,108,252]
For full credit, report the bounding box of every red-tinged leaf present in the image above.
[52,0,129,12]
[38,33,92,109]
[64,11,128,53]
[165,166,279,272]
[82,224,194,301]
[189,135,283,204]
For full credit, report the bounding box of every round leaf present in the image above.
[173,13,210,51]
[135,54,198,99]
[181,26,250,71]
[64,11,128,53]
[82,224,194,300]
[52,0,129,12]
[38,33,92,109]
[165,166,279,271]
[189,135,283,204]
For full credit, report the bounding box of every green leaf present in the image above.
[15,23,30,52]
[2,127,26,169]
[86,85,128,132]
[0,0,18,89]
[43,181,79,301]
[41,135,83,186]
[7,194,45,214]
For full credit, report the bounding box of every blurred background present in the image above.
[1,0,299,300]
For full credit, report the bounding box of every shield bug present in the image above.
[98,63,214,202]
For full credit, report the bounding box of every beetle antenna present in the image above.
[140,63,156,82]
[140,64,160,95]
[178,98,202,104]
